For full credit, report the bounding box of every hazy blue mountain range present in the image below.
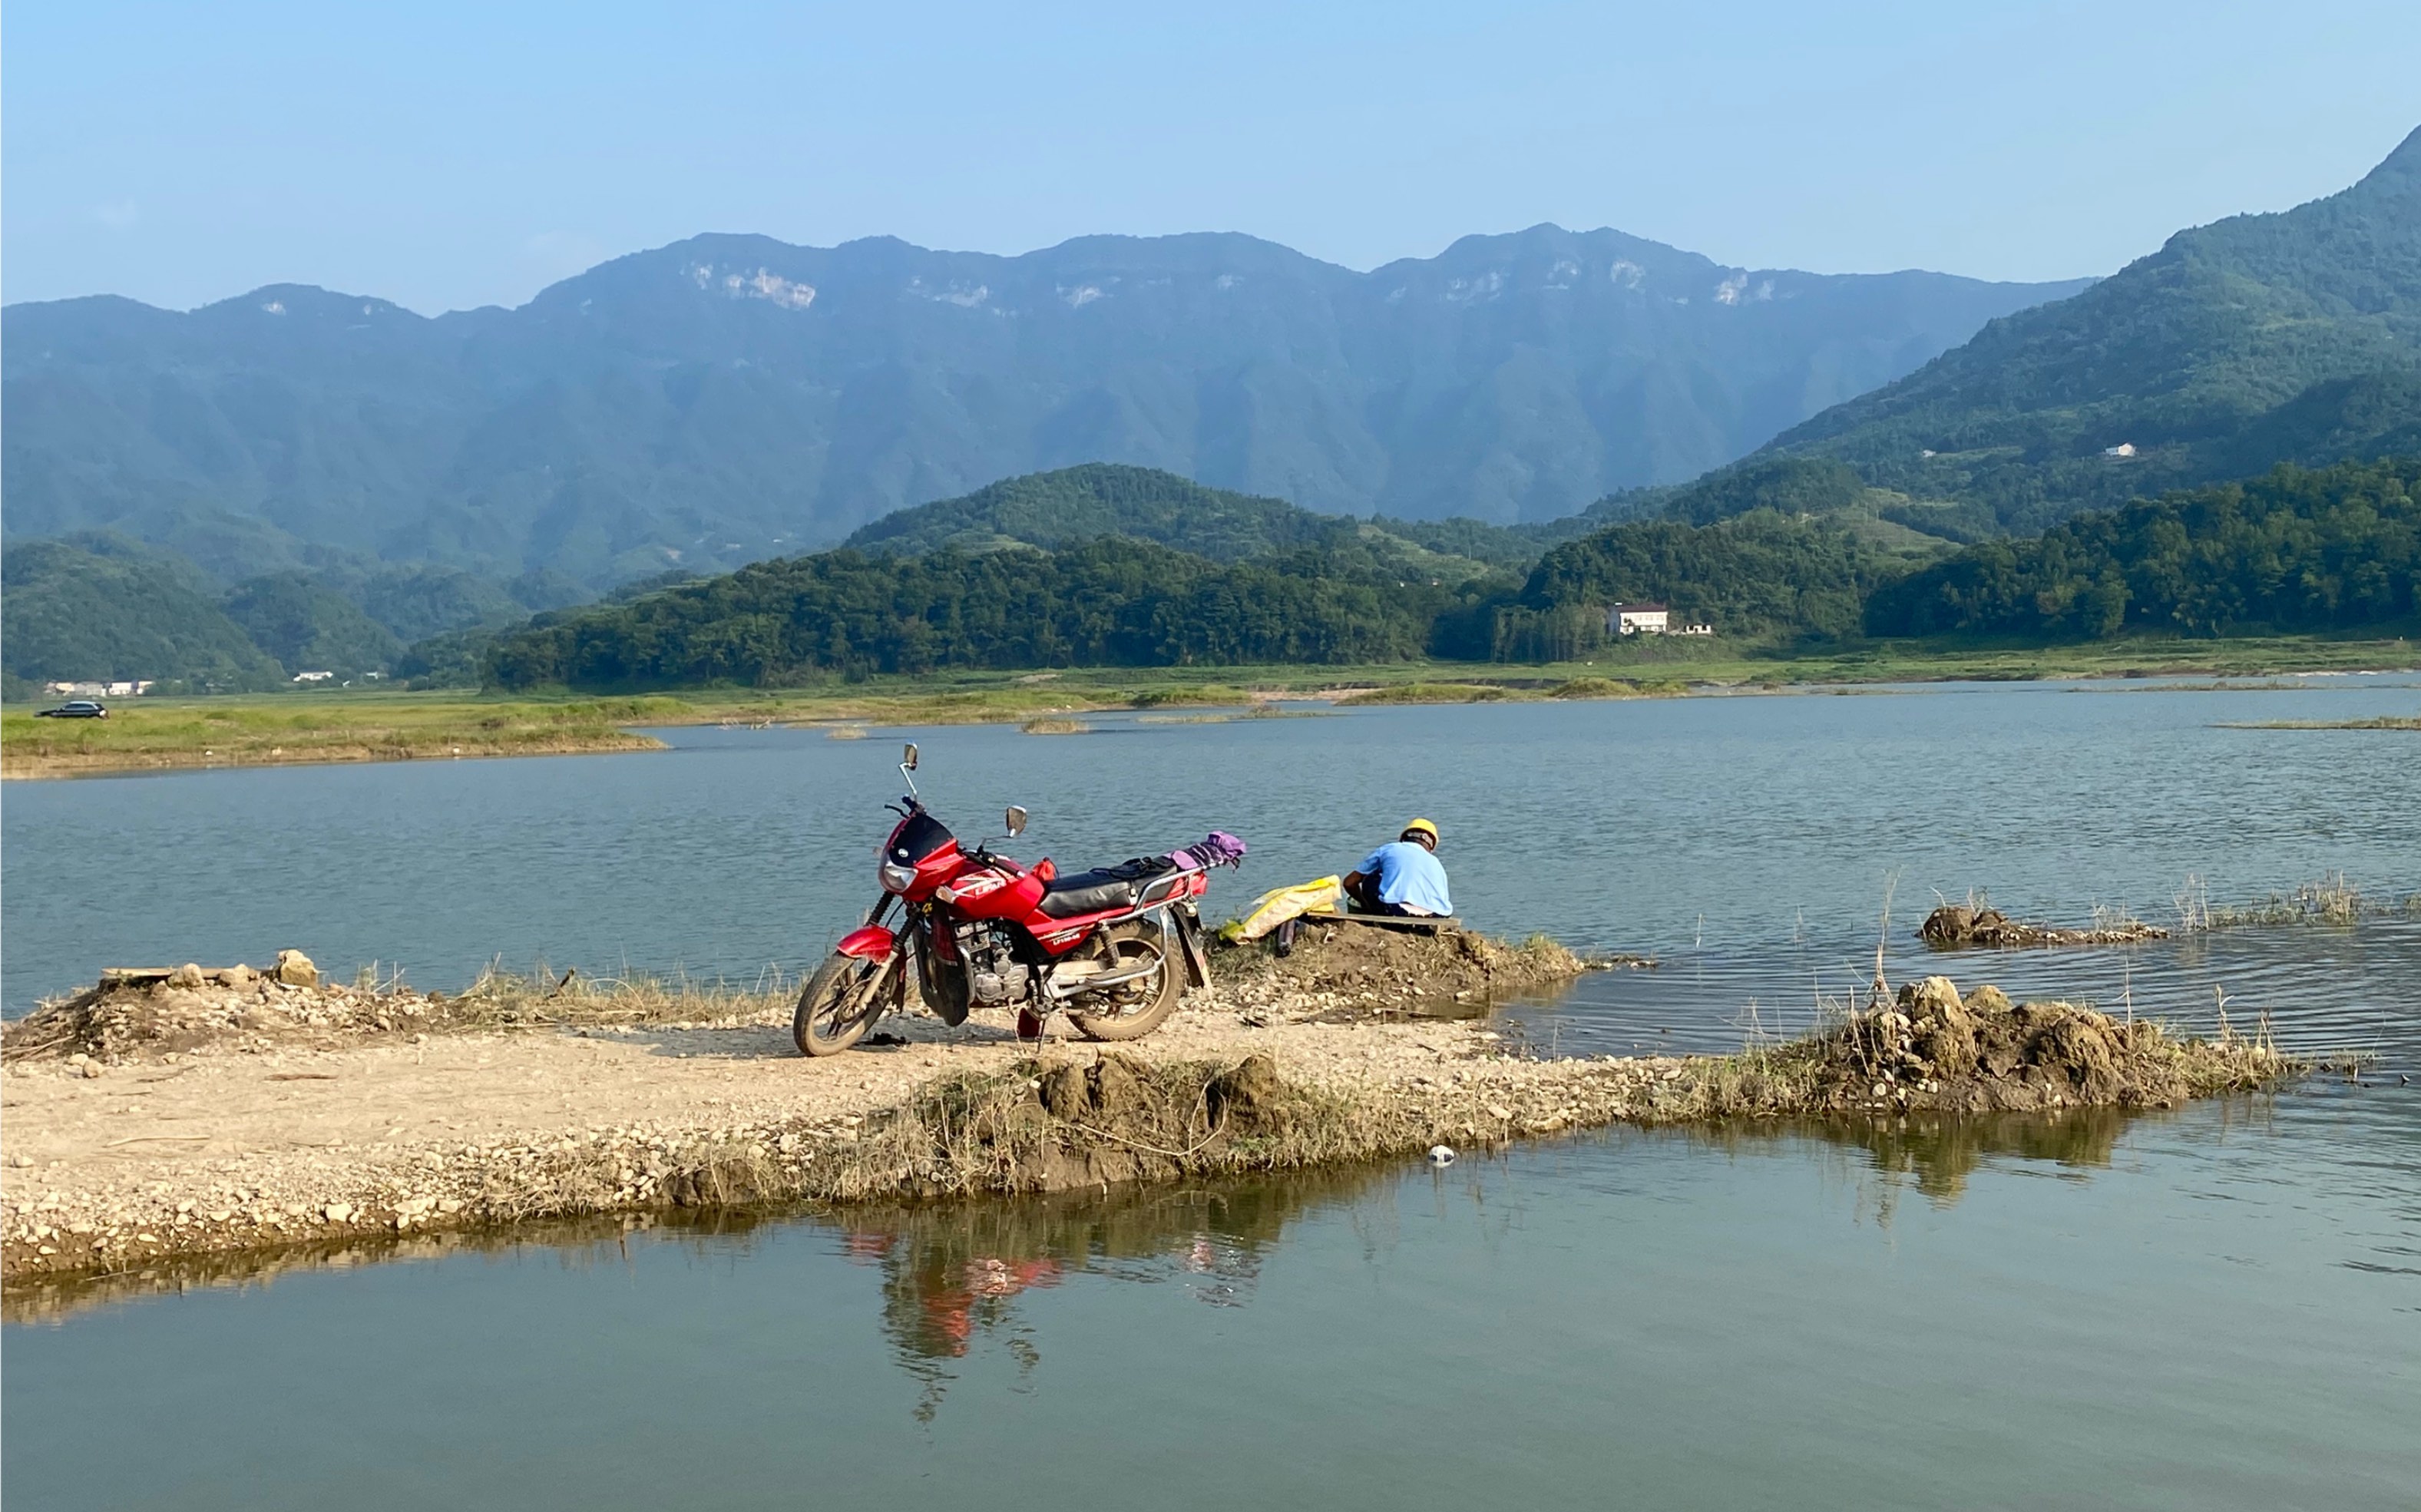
[2,227,2087,586]
[1761,126,2421,531]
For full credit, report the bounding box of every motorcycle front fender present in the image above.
[835,924,898,960]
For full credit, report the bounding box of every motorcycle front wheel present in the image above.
[1065,921,1182,1042]
[794,951,897,1057]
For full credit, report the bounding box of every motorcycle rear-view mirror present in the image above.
[1004,805,1027,837]
[901,743,919,770]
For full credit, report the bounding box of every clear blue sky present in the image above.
[6,0,2416,314]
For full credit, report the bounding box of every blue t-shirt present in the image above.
[1356,841,1454,915]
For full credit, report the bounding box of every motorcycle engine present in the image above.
[959,925,1031,1004]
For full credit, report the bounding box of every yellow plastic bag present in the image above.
[1234,875,1344,940]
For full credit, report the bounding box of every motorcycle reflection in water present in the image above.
[821,1104,2156,1418]
[832,1178,1319,1421]
[2,1103,2156,1432]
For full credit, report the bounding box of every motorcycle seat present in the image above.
[1036,856,1176,919]
[1036,872,1136,918]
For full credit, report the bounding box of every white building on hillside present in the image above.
[1609,602,1671,636]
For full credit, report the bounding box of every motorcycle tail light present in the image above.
[880,861,918,893]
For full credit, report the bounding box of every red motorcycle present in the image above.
[794,743,1245,1056]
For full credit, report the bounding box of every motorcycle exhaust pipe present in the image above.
[1042,955,1164,1001]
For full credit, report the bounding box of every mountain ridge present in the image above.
[1760,125,2421,530]
[2,225,2089,585]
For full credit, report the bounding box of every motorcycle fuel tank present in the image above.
[938,865,1047,920]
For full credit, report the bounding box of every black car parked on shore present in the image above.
[35,700,108,718]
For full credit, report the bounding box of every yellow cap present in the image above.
[1402,818,1439,842]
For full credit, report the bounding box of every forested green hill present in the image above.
[1493,510,1940,655]
[485,536,1496,688]
[1865,458,2420,637]
[842,463,1546,573]
[19,448,2415,700]
[480,475,1930,688]
[1,537,584,693]
[2,536,284,691]
[480,455,2421,690]
[220,574,405,676]
[843,465,1346,561]
[1766,127,2421,531]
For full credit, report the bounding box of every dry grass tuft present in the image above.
[2201,872,2371,929]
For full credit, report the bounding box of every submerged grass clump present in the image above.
[1919,891,2169,948]
[2213,715,2421,730]
[1018,717,1089,735]
[2177,871,2419,931]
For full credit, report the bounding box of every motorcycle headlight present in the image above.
[880,860,918,893]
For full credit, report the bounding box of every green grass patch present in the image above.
[1544,677,1688,700]
[1,693,673,776]
[1334,683,1520,706]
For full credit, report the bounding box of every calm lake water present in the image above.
[7,678,2420,1508]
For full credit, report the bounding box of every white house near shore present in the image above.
[1604,603,1714,637]
[45,680,153,697]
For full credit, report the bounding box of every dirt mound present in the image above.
[0,965,754,1066]
[1920,903,2168,949]
[1209,918,1583,1016]
[1,977,457,1064]
[1812,974,2264,1113]
[850,1052,1320,1199]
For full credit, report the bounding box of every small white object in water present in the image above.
[1427,1144,1456,1166]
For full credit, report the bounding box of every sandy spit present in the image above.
[0,984,1644,1282]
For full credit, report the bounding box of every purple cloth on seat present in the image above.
[1166,831,1247,872]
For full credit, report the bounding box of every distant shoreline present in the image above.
[7,637,2415,779]
[1,732,668,782]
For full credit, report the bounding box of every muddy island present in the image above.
[1,928,2297,1288]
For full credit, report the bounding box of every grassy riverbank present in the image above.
[7,631,2412,777]
[0,696,674,779]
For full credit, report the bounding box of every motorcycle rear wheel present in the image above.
[794,951,895,1057]
[1065,921,1182,1042]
